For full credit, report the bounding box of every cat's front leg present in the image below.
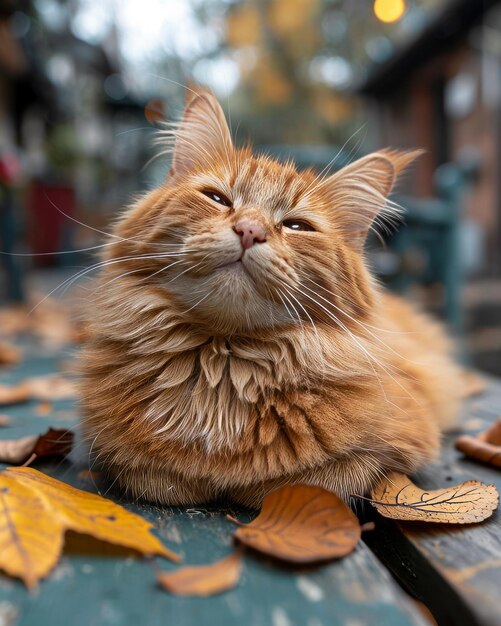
[107,464,220,506]
[295,454,386,500]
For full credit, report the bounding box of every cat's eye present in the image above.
[282,219,316,232]
[201,190,232,208]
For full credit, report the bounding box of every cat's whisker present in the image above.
[275,288,298,326]
[85,422,112,489]
[91,256,188,294]
[43,192,184,248]
[138,258,189,284]
[165,249,225,282]
[1,240,130,258]
[116,126,153,137]
[340,129,368,169]
[280,289,304,328]
[304,278,421,335]
[101,463,131,498]
[303,279,426,366]
[301,123,368,199]
[59,251,191,296]
[148,73,202,100]
[167,260,205,285]
[155,128,220,171]
[289,284,408,405]
[279,283,324,362]
[91,268,147,294]
[28,251,192,315]
[181,287,216,315]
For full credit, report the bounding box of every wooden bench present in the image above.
[0,339,500,626]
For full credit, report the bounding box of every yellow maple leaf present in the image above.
[0,467,180,589]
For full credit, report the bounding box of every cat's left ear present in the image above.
[321,149,422,249]
[170,91,233,177]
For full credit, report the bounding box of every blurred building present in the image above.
[359,0,501,278]
[358,0,501,373]
[0,0,150,266]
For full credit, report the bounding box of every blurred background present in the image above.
[0,0,500,374]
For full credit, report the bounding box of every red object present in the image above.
[0,153,20,185]
[27,181,75,265]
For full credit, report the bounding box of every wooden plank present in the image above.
[0,343,428,626]
[363,377,501,626]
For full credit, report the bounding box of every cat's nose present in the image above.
[233,220,267,250]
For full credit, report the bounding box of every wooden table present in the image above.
[0,340,499,626]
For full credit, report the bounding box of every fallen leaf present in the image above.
[0,343,21,365]
[455,438,501,468]
[0,375,76,406]
[461,418,486,431]
[0,415,11,427]
[0,469,62,589]
[455,416,501,468]
[368,473,499,524]
[0,306,29,335]
[483,418,501,445]
[0,428,74,465]
[157,551,242,597]
[0,300,81,347]
[77,469,101,481]
[25,375,77,401]
[228,484,361,563]
[0,435,38,464]
[0,466,180,588]
[0,382,31,405]
[32,428,74,459]
[460,371,487,399]
[36,401,52,416]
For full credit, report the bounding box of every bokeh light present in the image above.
[374,0,406,24]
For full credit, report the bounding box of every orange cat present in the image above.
[79,92,460,506]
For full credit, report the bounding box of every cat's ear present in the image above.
[321,149,422,249]
[170,91,233,176]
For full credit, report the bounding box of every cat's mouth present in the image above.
[217,258,250,276]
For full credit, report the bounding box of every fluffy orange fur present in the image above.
[79,92,460,506]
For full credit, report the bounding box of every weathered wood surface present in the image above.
[0,342,427,626]
[363,376,501,626]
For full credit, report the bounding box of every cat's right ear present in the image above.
[170,92,233,177]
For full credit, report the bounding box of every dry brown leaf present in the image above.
[26,375,77,401]
[0,299,82,347]
[0,415,11,427]
[369,473,499,524]
[228,484,361,563]
[0,382,31,405]
[77,469,101,481]
[0,375,77,406]
[36,401,52,416]
[455,438,501,468]
[157,551,242,597]
[0,428,74,465]
[455,416,501,468]
[460,371,487,399]
[0,343,21,365]
[0,306,29,335]
[0,466,180,588]
[483,418,501,445]
[25,297,78,347]
[32,428,74,459]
